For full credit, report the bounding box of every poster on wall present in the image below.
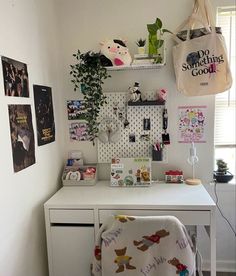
[67,100,87,120]
[8,105,36,172]
[178,105,207,143]
[69,122,90,141]
[33,85,55,146]
[1,56,29,97]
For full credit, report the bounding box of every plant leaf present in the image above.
[155,39,164,49]
[162,28,173,34]
[147,23,157,35]
[155,18,163,30]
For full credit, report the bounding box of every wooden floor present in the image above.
[202,272,236,276]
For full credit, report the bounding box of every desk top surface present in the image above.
[45,181,215,211]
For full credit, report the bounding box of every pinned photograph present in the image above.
[129,133,136,143]
[1,56,29,97]
[143,118,151,130]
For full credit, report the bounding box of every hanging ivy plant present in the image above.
[70,50,111,144]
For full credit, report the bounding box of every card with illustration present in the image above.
[110,157,151,187]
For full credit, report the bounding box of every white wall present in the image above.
[55,0,215,182]
[0,0,235,275]
[0,0,64,276]
[55,0,236,272]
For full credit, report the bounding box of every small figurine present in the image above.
[128,82,142,102]
[157,88,167,103]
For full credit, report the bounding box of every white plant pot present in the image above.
[138,46,145,54]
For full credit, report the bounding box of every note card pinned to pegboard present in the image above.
[97,92,168,163]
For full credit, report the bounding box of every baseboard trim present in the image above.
[202,260,236,272]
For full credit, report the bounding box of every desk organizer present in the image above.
[152,147,163,161]
[62,165,97,186]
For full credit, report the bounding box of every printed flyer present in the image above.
[33,85,55,146]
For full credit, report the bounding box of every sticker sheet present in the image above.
[178,105,207,143]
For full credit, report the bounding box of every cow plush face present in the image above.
[100,39,132,66]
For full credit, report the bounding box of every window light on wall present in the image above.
[214,6,236,178]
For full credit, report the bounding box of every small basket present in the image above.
[165,170,184,183]
[62,164,97,186]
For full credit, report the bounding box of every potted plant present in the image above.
[214,159,234,183]
[70,50,110,144]
[147,17,172,62]
[136,38,146,54]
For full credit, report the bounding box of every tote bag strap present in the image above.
[172,14,209,43]
[195,0,216,27]
[172,0,216,43]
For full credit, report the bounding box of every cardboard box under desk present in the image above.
[62,165,97,186]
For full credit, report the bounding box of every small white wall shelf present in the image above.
[128,100,165,106]
[105,63,165,71]
[106,45,166,71]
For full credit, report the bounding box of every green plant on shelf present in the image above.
[147,17,172,61]
[136,38,146,47]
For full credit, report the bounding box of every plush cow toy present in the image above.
[100,39,132,66]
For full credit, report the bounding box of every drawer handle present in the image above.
[51,223,94,227]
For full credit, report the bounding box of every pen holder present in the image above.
[152,147,163,161]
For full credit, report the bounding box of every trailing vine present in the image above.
[70,50,110,143]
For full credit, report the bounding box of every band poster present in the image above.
[8,105,36,172]
[33,85,55,146]
[1,56,29,97]
[178,105,207,143]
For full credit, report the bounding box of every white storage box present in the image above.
[62,164,97,186]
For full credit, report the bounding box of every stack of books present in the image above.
[132,54,162,65]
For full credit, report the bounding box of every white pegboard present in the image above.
[97,91,168,163]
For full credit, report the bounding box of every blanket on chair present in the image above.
[92,215,195,276]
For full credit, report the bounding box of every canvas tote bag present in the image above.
[172,0,232,96]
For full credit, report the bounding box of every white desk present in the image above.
[44,181,216,276]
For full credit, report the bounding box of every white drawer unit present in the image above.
[45,209,95,276]
[50,226,94,276]
[98,209,210,226]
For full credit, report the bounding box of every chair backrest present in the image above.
[92,215,195,276]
